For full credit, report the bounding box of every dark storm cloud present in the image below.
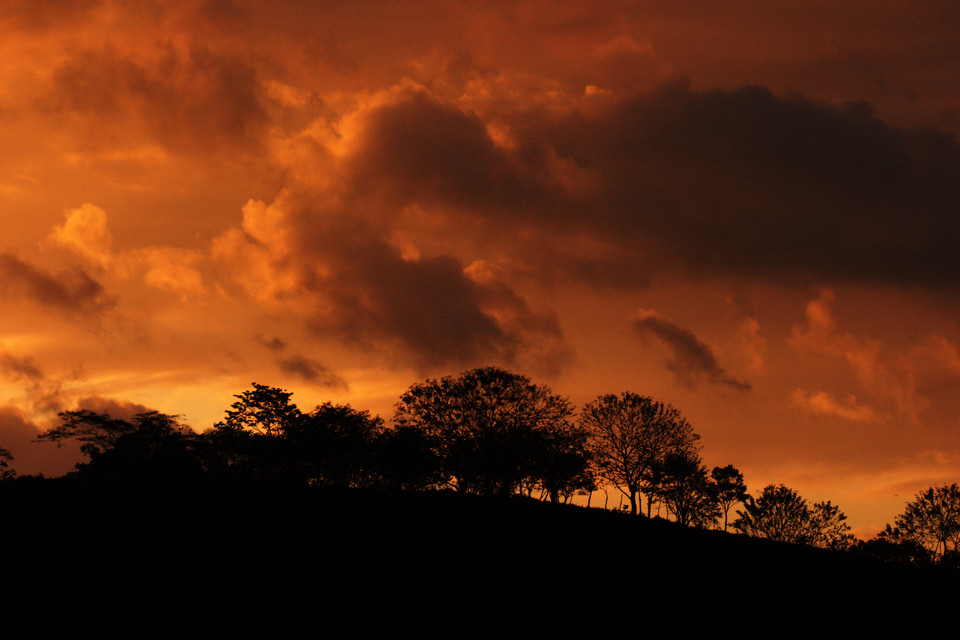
[277,355,348,390]
[305,230,516,367]
[336,82,960,289]
[632,309,750,391]
[345,87,559,215]
[225,189,569,370]
[44,45,268,153]
[0,252,111,314]
[538,83,960,286]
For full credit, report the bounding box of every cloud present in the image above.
[47,203,113,268]
[75,396,155,423]
[0,252,111,315]
[274,79,960,293]
[0,349,74,414]
[521,82,960,288]
[0,350,44,382]
[791,389,879,423]
[43,43,269,155]
[0,405,81,477]
[790,289,928,424]
[631,309,750,391]
[213,183,571,372]
[341,84,556,214]
[277,355,348,390]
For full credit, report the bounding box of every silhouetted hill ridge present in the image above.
[2,477,955,625]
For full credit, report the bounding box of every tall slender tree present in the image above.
[712,465,749,532]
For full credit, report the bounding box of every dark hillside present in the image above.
[2,478,955,628]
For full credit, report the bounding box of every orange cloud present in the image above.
[632,309,749,391]
[47,203,113,269]
[790,389,879,423]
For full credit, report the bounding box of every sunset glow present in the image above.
[3,1,960,537]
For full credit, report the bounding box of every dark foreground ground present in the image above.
[2,478,956,631]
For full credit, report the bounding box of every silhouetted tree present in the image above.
[653,452,719,527]
[284,402,384,488]
[203,383,304,480]
[373,425,444,491]
[893,484,960,560]
[712,465,748,532]
[580,393,700,516]
[807,500,855,550]
[733,484,810,544]
[855,525,932,565]
[217,383,302,437]
[0,446,14,480]
[393,367,580,498]
[529,422,596,503]
[38,410,201,482]
[733,484,852,549]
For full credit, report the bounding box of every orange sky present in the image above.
[3,0,960,536]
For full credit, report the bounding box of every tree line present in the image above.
[4,366,958,566]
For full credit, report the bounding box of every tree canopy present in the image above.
[580,392,700,516]
[893,484,960,560]
[38,410,201,482]
[393,367,585,499]
[712,465,749,532]
[733,484,853,549]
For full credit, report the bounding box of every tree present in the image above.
[855,525,932,565]
[372,424,444,492]
[653,452,719,527]
[217,383,302,437]
[284,402,384,488]
[38,410,201,482]
[732,484,852,549]
[711,465,748,532]
[0,446,14,480]
[807,500,855,550]
[893,484,960,560]
[733,484,810,544]
[204,383,304,480]
[527,422,596,503]
[393,367,581,498]
[580,392,700,516]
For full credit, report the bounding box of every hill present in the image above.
[2,478,956,629]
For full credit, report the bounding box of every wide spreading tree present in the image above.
[733,484,853,550]
[393,367,588,500]
[892,484,960,561]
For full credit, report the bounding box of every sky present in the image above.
[2,0,960,536]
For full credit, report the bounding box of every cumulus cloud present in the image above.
[212,163,571,371]
[47,203,113,269]
[632,309,750,391]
